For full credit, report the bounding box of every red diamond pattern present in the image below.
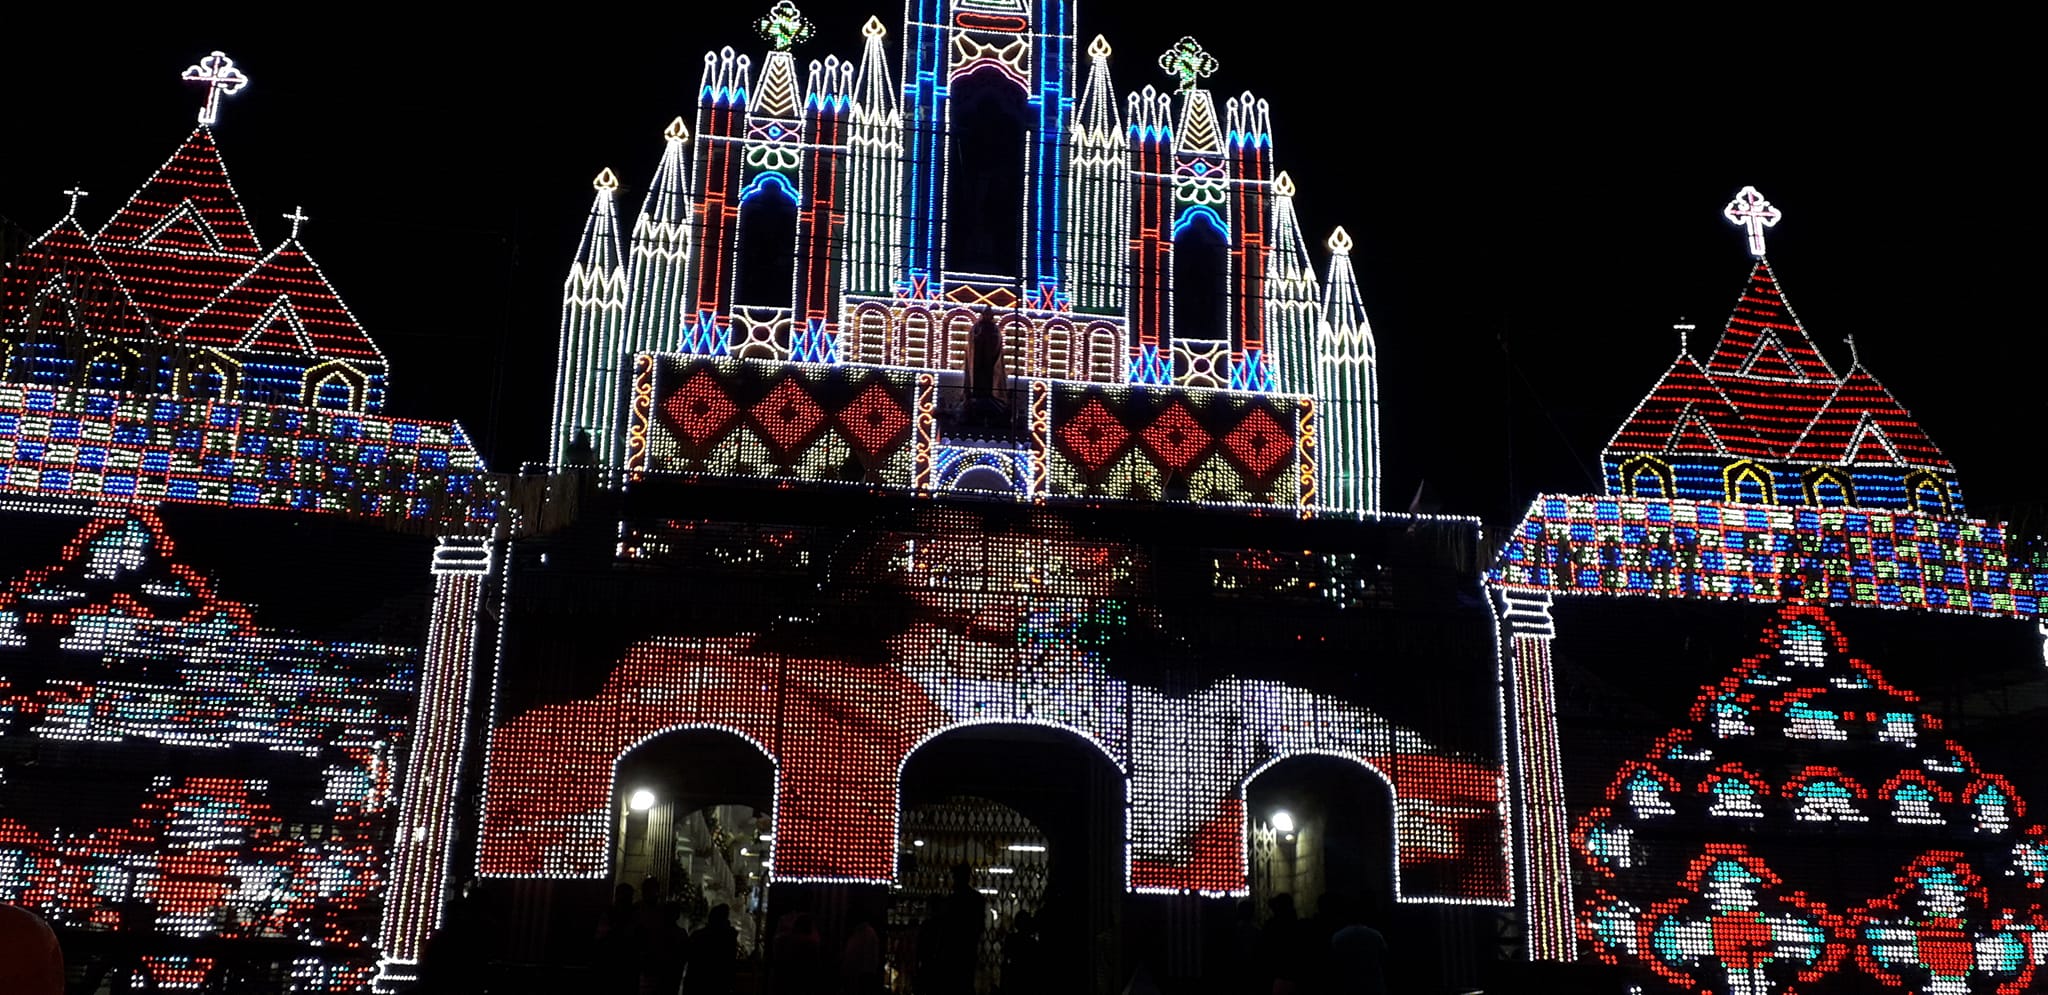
[835,383,911,461]
[750,377,827,460]
[1056,398,1131,474]
[1139,402,1213,472]
[661,370,740,450]
[1222,404,1291,481]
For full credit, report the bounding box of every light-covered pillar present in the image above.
[1498,590,1575,961]
[374,536,494,991]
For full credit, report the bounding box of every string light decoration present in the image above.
[1574,606,2048,992]
[180,51,248,126]
[627,354,1318,508]
[477,510,1510,904]
[542,2,1384,511]
[1602,189,1962,514]
[0,511,421,992]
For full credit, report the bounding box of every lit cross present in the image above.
[62,185,89,217]
[1158,37,1218,92]
[284,206,311,239]
[182,51,249,126]
[756,1,815,51]
[1723,185,1782,258]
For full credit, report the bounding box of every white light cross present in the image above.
[284,206,310,239]
[1723,185,1782,258]
[182,51,249,126]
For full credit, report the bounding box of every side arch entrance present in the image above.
[610,727,778,950]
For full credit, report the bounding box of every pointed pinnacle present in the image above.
[863,15,887,38]
[1273,171,1295,197]
[665,116,690,141]
[1088,35,1112,60]
[1327,227,1353,254]
[594,168,620,191]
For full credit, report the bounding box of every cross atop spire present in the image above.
[1723,185,1782,258]
[284,205,310,239]
[181,51,249,126]
[756,1,815,51]
[1158,37,1218,92]
[62,185,88,218]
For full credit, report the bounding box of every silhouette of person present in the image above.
[1261,893,1312,995]
[0,904,63,995]
[598,882,641,993]
[838,911,883,995]
[1316,893,1386,995]
[969,306,1002,403]
[1229,899,1263,995]
[770,911,825,995]
[686,904,739,995]
[420,880,497,994]
[919,864,987,995]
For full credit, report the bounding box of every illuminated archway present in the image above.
[733,173,799,308]
[1241,751,1397,916]
[944,66,1031,278]
[181,350,241,401]
[1905,471,1952,515]
[1618,456,1673,499]
[302,360,366,411]
[1801,467,1856,507]
[1723,460,1775,505]
[609,725,778,947]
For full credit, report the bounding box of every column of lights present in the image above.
[1573,605,2048,991]
[1496,590,1575,960]
[794,56,852,363]
[1126,85,1174,384]
[1225,91,1272,391]
[548,170,627,466]
[375,537,491,983]
[1264,171,1321,396]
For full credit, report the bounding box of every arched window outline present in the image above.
[732,172,801,309]
[180,350,242,402]
[1905,471,1952,515]
[302,360,366,412]
[1800,467,1856,507]
[853,302,892,365]
[1170,206,1230,345]
[82,345,144,393]
[1617,455,1673,499]
[1085,322,1119,383]
[1723,460,1775,505]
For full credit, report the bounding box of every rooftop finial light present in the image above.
[181,51,249,126]
[1158,37,1218,92]
[1723,185,1782,258]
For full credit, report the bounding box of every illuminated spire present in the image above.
[1069,35,1129,316]
[844,13,905,303]
[628,120,695,359]
[180,51,248,126]
[1265,171,1320,395]
[551,169,630,465]
[1073,35,1125,150]
[1315,226,1380,513]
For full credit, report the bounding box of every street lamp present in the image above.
[628,788,657,813]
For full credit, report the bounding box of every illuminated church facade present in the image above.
[550,0,1380,513]
[3,6,2047,995]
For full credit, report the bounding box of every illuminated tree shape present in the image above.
[756,0,815,51]
[1157,36,1218,91]
[1575,606,2048,991]
[180,51,248,126]
[1724,185,1782,259]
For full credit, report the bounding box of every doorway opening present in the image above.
[896,724,1125,995]
[612,728,777,954]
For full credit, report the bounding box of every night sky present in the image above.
[3,10,2033,530]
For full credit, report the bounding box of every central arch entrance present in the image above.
[895,723,1125,995]
[611,727,778,954]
